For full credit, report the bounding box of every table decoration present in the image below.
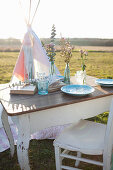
[76,50,88,85]
[48,80,65,93]
[60,38,73,84]
[95,79,113,87]
[10,84,37,95]
[61,84,94,96]
[75,70,86,85]
[38,79,48,95]
[46,25,56,76]
[36,72,49,95]
[80,50,88,71]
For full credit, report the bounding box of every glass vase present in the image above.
[49,60,56,84]
[75,70,86,85]
[50,60,55,76]
[64,63,70,84]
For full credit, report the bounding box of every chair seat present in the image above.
[54,119,106,155]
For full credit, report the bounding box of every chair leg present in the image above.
[54,146,62,170]
[103,153,111,170]
[75,151,81,167]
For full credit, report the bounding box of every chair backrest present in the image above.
[103,98,113,166]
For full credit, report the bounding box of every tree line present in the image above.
[0,38,113,47]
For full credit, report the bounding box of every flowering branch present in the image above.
[60,38,73,64]
[46,43,56,62]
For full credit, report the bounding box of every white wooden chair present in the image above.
[53,99,113,170]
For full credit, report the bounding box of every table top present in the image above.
[0,76,113,116]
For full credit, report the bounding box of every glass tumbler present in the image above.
[38,79,48,95]
[75,70,86,85]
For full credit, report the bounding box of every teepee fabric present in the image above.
[11,0,60,83]
[12,26,51,83]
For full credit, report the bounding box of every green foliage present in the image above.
[50,24,56,42]
[80,50,88,71]
[46,25,56,62]
[88,112,109,124]
[46,43,56,62]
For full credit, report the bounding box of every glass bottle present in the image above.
[64,63,70,84]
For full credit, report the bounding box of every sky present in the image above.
[0,0,113,39]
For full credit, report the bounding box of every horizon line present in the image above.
[0,37,113,40]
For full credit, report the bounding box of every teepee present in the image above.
[11,0,60,83]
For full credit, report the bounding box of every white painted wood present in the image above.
[61,165,82,170]
[60,153,103,166]
[12,114,31,170]
[61,149,70,161]
[10,85,37,95]
[1,95,113,170]
[54,98,113,170]
[0,103,13,128]
[29,95,113,135]
[62,149,69,155]
[1,107,15,157]
[54,146,62,170]
[75,152,81,167]
[103,99,113,170]
[54,119,106,154]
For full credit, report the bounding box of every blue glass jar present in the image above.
[38,79,48,95]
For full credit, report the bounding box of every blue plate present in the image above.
[95,79,113,87]
[61,85,95,96]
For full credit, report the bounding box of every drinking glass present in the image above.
[75,70,86,85]
[37,73,49,95]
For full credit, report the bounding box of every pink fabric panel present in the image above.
[12,32,31,82]
[13,50,27,81]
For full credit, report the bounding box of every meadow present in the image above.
[0,49,113,170]
[0,50,113,84]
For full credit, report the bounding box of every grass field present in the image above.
[55,51,113,79]
[0,50,113,169]
[0,50,113,84]
[0,52,18,84]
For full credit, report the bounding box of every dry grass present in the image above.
[55,51,113,79]
[55,45,113,52]
[74,46,113,52]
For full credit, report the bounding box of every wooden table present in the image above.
[0,76,113,170]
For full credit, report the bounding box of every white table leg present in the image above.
[13,114,31,170]
[75,151,81,167]
[1,107,15,157]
